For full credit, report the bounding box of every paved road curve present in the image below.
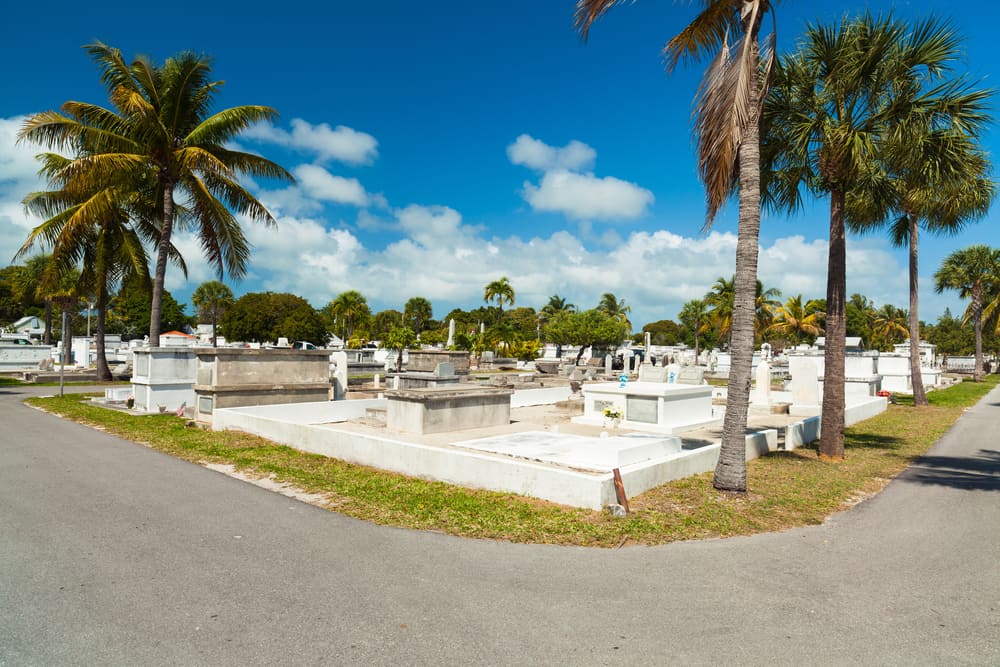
[1,384,998,665]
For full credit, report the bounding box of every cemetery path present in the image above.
[1,384,997,666]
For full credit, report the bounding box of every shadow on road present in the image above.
[902,449,1000,491]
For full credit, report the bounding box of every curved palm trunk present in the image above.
[95,278,112,382]
[714,109,761,493]
[149,179,175,348]
[972,284,984,382]
[820,189,847,461]
[907,215,927,405]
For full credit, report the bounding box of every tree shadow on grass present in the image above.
[900,449,1000,492]
[845,432,904,451]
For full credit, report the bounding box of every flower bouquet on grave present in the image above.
[602,406,623,429]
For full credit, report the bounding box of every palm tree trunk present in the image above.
[714,101,761,493]
[95,279,111,382]
[907,214,927,405]
[820,188,847,461]
[211,310,218,347]
[972,284,984,382]
[149,179,175,348]
[43,299,53,345]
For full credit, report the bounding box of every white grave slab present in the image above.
[573,381,717,434]
[454,431,682,472]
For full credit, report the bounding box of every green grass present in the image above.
[26,375,998,547]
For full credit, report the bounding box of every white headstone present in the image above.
[644,332,652,364]
[789,357,820,406]
[605,354,613,376]
[446,318,455,348]
[754,360,772,405]
[331,350,348,400]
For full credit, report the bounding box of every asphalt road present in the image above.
[1,383,997,666]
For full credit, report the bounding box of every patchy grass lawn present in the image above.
[27,375,997,547]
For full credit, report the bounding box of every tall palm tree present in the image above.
[18,42,293,348]
[704,276,735,344]
[846,293,876,345]
[871,304,909,351]
[597,292,632,331]
[326,290,371,342]
[403,296,433,334]
[762,14,981,459]
[767,294,824,347]
[678,298,711,362]
[540,294,575,323]
[483,276,515,313]
[17,151,159,380]
[754,281,782,344]
[576,0,778,493]
[847,81,993,405]
[934,245,1000,382]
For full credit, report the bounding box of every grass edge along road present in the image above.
[25,376,998,547]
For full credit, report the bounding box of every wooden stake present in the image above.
[612,468,630,514]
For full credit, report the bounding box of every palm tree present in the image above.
[325,290,371,342]
[403,296,433,334]
[934,245,1000,382]
[577,0,778,492]
[754,281,782,344]
[871,304,909,351]
[539,294,575,322]
[767,294,824,347]
[597,292,632,331]
[704,276,735,344]
[17,152,157,380]
[846,293,876,345]
[483,277,515,313]
[846,71,993,405]
[192,280,235,347]
[18,42,293,348]
[762,14,979,459]
[678,298,711,363]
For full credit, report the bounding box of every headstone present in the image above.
[676,366,705,385]
[644,332,652,364]
[433,361,455,377]
[446,319,455,348]
[604,354,614,376]
[754,360,771,405]
[331,350,348,400]
[373,374,381,389]
[638,365,669,383]
[790,357,820,406]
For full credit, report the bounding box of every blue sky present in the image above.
[1,0,996,328]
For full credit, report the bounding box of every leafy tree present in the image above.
[107,274,191,340]
[18,42,293,347]
[577,0,778,492]
[191,281,235,346]
[221,292,325,345]
[763,14,970,459]
[934,245,1000,381]
[506,306,540,342]
[846,294,876,345]
[544,309,629,365]
[643,319,684,347]
[370,309,403,340]
[403,297,433,334]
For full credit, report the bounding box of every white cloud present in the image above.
[294,164,369,207]
[509,135,653,222]
[242,118,378,165]
[522,170,654,221]
[0,116,49,264]
[507,134,596,172]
